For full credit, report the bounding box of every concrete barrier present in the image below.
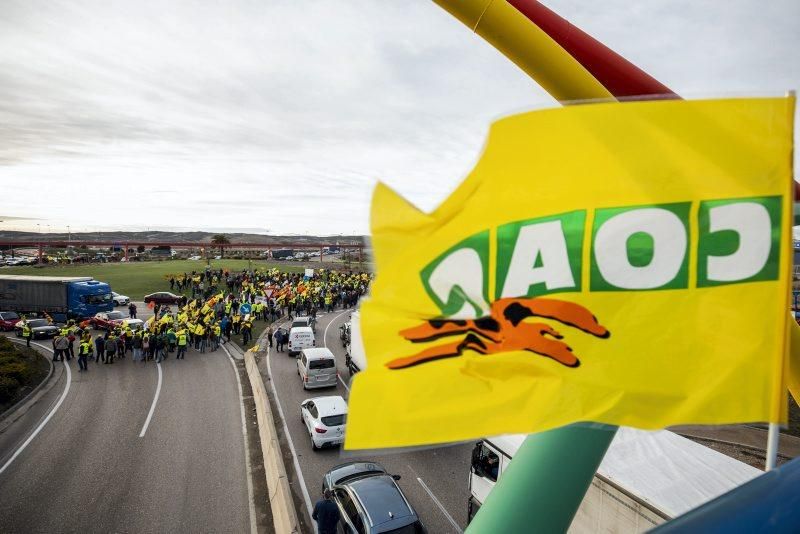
[244,349,301,533]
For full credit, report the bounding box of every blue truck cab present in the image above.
[70,279,114,317]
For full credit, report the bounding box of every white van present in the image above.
[297,348,337,389]
[288,326,315,356]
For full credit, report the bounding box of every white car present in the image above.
[300,396,347,450]
[121,318,144,331]
[112,291,130,306]
[188,255,201,261]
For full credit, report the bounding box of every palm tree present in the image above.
[211,234,231,258]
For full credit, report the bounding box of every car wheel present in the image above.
[310,435,318,450]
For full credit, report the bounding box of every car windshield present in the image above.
[85,293,112,304]
[107,312,125,320]
[309,359,335,370]
[28,319,49,328]
[321,414,346,426]
[1,312,20,320]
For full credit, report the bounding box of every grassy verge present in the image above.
[1,259,310,300]
[0,336,50,414]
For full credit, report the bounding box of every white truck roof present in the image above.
[0,275,93,282]
[486,427,760,518]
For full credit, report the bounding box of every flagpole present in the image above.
[466,424,617,533]
[767,89,796,472]
[765,423,780,471]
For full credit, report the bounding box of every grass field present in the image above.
[0,259,307,300]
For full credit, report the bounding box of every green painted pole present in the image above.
[466,424,617,534]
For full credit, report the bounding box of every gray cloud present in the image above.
[0,0,797,234]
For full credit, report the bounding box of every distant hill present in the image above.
[0,230,366,245]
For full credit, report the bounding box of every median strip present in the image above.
[241,343,301,533]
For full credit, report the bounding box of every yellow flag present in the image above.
[346,97,795,450]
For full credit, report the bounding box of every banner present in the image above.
[346,97,795,450]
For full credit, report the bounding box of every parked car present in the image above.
[0,311,21,331]
[143,292,187,305]
[323,462,425,534]
[121,318,145,331]
[89,311,127,330]
[300,396,347,450]
[14,318,59,339]
[112,291,130,306]
[187,255,201,261]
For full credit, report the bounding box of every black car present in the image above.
[143,292,187,305]
[15,318,59,339]
[323,462,425,534]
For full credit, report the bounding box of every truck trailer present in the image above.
[468,428,762,532]
[344,311,366,377]
[0,275,114,319]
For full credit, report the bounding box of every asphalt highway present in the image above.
[263,309,472,533]
[0,320,256,533]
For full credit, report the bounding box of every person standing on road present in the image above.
[312,490,340,534]
[241,318,252,346]
[176,330,188,359]
[53,334,68,362]
[212,323,221,351]
[128,302,137,319]
[95,334,105,363]
[132,331,143,361]
[105,333,116,364]
[266,326,273,348]
[155,333,166,363]
[21,320,32,347]
[77,339,91,372]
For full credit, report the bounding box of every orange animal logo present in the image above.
[386,297,610,369]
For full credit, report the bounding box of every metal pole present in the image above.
[467,424,617,533]
[765,423,780,471]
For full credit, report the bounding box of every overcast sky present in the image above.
[1,0,798,236]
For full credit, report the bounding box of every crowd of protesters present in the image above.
[43,267,371,372]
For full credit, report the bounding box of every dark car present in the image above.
[14,318,59,339]
[323,462,425,534]
[0,311,21,331]
[144,292,187,305]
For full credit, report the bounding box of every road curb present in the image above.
[0,339,60,433]
[244,348,301,534]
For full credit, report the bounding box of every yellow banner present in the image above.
[346,97,795,449]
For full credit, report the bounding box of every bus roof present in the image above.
[0,275,93,283]
[485,427,760,518]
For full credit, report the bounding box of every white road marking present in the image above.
[138,362,162,437]
[222,344,258,534]
[265,323,315,521]
[337,374,350,392]
[414,473,463,533]
[0,341,71,476]
[323,309,352,349]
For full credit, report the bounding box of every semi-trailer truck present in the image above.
[468,427,762,532]
[0,275,114,319]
